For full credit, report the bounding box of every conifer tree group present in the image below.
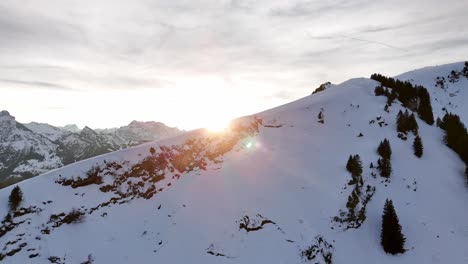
[377,139,392,160]
[371,73,434,125]
[376,139,392,178]
[462,61,468,78]
[413,135,423,158]
[8,185,23,211]
[346,155,363,184]
[416,88,434,125]
[377,157,392,178]
[396,110,418,135]
[438,112,468,165]
[381,199,406,254]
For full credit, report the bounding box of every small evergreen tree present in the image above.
[8,186,23,211]
[346,155,363,184]
[396,110,405,132]
[353,155,363,177]
[416,88,435,125]
[346,155,353,172]
[408,113,419,134]
[378,158,392,178]
[377,139,392,159]
[346,188,359,213]
[462,61,468,78]
[149,147,156,156]
[413,135,423,158]
[465,166,468,184]
[397,110,418,135]
[374,86,385,96]
[318,111,323,120]
[381,199,405,254]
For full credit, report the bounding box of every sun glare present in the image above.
[205,119,230,132]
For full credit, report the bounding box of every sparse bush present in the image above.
[317,111,324,124]
[8,186,23,211]
[63,208,85,224]
[312,82,331,94]
[301,235,333,264]
[80,254,94,264]
[381,199,406,254]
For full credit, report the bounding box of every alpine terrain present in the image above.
[0,62,467,263]
[0,116,181,187]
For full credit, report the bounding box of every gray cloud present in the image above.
[0,79,72,91]
[0,0,467,126]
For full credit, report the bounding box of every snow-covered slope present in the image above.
[396,61,468,123]
[1,63,467,263]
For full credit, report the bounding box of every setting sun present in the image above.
[205,119,231,132]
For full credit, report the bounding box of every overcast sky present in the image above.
[1,0,467,130]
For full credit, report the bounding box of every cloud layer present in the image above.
[1,0,467,129]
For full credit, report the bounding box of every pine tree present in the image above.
[346,188,359,212]
[462,61,468,78]
[413,135,423,158]
[346,155,363,184]
[374,86,385,96]
[465,166,468,184]
[416,88,435,125]
[396,110,418,134]
[346,155,353,173]
[378,158,392,178]
[396,110,405,133]
[346,155,362,176]
[408,113,419,134]
[377,139,392,159]
[149,147,156,156]
[381,199,406,254]
[8,186,23,211]
[351,155,363,178]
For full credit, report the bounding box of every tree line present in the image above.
[372,74,434,125]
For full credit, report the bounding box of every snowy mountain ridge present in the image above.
[0,115,182,186]
[0,62,467,263]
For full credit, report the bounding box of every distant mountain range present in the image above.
[0,112,182,186]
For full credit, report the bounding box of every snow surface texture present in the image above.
[396,62,468,124]
[0,63,467,263]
